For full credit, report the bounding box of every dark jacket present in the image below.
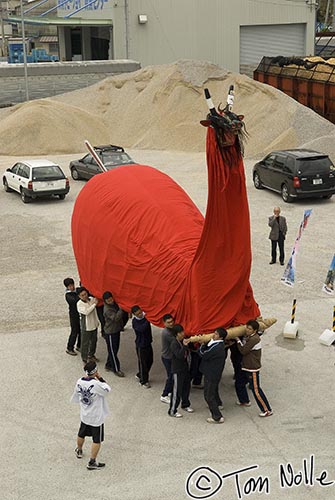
[170,337,190,374]
[103,302,124,334]
[161,327,174,359]
[199,340,227,381]
[132,316,153,349]
[237,333,262,372]
[65,290,80,320]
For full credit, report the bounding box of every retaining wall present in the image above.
[0,60,141,106]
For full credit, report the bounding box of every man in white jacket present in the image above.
[77,287,100,364]
[71,361,111,470]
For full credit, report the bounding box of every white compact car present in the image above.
[3,159,70,203]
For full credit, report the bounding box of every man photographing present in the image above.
[71,361,111,470]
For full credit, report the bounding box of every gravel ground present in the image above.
[1,150,335,500]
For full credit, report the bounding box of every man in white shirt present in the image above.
[71,361,111,470]
[77,287,100,364]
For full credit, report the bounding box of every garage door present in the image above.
[240,24,306,75]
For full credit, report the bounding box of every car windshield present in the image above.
[102,152,134,168]
[32,166,64,181]
[296,157,332,174]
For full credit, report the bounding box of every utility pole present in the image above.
[325,0,331,27]
[0,0,5,57]
[20,0,29,101]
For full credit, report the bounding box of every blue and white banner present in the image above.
[281,209,312,287]
[322,254,335,295]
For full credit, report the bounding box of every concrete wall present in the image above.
[52,1,316,71]
[111,0,316,72]
[0,59,140,106]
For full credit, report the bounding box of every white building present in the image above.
[7,0,318,73]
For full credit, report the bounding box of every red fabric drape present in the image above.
[179,129,260,331]
[71,165,204,325]
[72,131,260,334]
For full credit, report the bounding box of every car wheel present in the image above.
[281,184,292,203]
[58,194,66,200]
[71,168,80,180]
[21,189,31,204]
[322,194,332,200]
[253,172,263,189]
[3,178,12,192]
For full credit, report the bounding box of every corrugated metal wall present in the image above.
[240,24,306,64]
[240,23,306,75]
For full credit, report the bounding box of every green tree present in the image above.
[317,0,333,26]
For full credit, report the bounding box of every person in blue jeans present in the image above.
[225,339,251,407]
[236,319,272,418]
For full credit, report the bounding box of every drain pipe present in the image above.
[124,0,129,59]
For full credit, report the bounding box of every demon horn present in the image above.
[226,85,234,112]
[204,88,219,116]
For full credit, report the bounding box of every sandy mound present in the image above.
[1,60,334,157]
[0,99,110,155]
[300,133,335,161]
[51,59,335,158]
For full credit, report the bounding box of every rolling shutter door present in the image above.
[240,24,306,75]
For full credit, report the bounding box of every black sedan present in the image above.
[69,144,136,181]
[252,149,335,202]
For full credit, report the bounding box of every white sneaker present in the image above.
[169,412,183,418]
[236,401,251,407]
[206,417,224,424]
[141,382,151,388]
[160,395,170,404]
[259,410,273,417]
[182,407,194,413]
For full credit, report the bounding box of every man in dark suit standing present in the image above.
[268,207,287,265]
[198,328,227,424]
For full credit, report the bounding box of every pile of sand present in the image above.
[1,59,335,158]
[0,99,110,155]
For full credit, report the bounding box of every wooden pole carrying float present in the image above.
[186,317,277,343]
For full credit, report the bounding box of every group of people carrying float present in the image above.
[70,86,277,445]
[160,315,276,423]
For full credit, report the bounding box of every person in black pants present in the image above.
[236,320,272,418]
[64,277,81,356]
[189,344,203,389]
[131,305,153,388]
[268,207,287,265]
[168,324,194,418]
[225,339,251,407]
[103,291,125,377]
[160,314,175,404]
[198,327,227,424]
